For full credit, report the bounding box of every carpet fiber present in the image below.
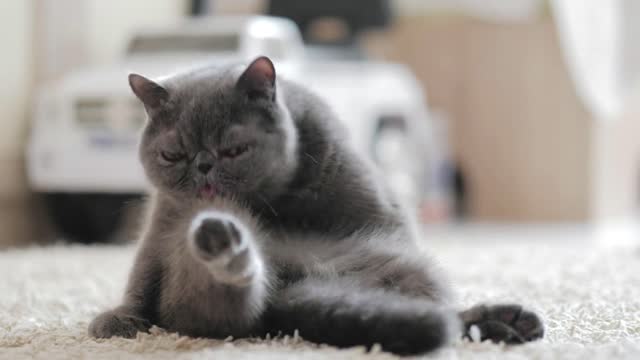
[1,225,639,359]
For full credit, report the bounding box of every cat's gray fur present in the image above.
[89,57,543,354]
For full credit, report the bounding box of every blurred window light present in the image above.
[241,16,303,61]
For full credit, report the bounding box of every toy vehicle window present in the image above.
[75,98,107,128]
[127,33,239,54]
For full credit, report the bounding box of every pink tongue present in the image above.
[201,184,216,199]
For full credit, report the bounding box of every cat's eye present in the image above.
[160,151,186,163]
[218,144,250,159]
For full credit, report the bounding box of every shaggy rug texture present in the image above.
[1,225,639,359]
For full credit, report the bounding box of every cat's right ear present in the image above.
[236,56,276,101]
[128,73,169,112]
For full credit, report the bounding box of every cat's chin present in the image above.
[195,184,236,201]
[198,184,217,200]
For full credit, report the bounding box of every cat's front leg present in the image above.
[89,244,161,339]
[188,211,265,289]
[89,305,152,338]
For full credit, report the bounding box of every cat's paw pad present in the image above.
[88,310,151,339]
[190,215,244,261]
[461,304,544,344]
[188,212,258,286]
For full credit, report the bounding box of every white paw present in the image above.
[188,211,260,286]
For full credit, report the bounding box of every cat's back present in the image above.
[259,78,408,237]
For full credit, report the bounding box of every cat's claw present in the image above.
[460,304,544,344]
[188,212,258,286]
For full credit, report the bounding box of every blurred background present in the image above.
[1,0,640,247]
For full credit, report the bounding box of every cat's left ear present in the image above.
[236,56,276,101]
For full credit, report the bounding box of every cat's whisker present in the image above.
[304,152,319,164]
[256,192,278,217]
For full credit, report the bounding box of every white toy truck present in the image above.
[27,16,440,242]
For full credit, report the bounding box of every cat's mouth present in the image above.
[199,184,217,200]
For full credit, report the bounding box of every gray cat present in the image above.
[89,57,543,355]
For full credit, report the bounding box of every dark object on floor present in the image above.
[267,0,391,45]
[460,304,545,344]
[43,193,142,243]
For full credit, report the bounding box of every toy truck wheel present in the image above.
[43,193,141,243]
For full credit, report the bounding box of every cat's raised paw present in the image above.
[190,214,244,260]
[188,212,258,286]
[89,309,151,339]
[460,304,544,344]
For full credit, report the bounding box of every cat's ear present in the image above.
[128,73,169,111]
[236,56,276,101]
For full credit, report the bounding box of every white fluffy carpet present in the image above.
[1,224,640,359]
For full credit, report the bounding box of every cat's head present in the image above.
[130,56,298,203]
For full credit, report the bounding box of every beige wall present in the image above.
[0,1,37,247]
[368,16,594,221]
[367,15,640,222]
[0,1,33,176]
[458,19,591,221]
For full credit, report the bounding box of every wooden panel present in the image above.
[365,16,593,221]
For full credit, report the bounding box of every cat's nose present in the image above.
[195,151,214,174]
[197,163,213,174]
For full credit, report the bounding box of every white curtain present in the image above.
[551,0,640,119]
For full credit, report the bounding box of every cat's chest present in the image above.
[258,204,365,237]
[262,231,368,282]
[155,249,260,337]
[256,191,394,237]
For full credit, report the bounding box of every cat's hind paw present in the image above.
[188,211,260,286]
[460,304,544,344]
